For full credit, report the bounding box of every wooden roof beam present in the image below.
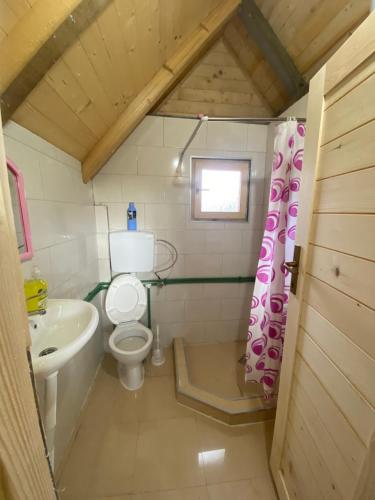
[0,0,111,123]
[81,0,241,183]
[239,0,308,102]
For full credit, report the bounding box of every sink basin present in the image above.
[30,299,99,379]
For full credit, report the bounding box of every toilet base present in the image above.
[117,362,145,391]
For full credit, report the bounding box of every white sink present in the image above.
[30,299,99,379]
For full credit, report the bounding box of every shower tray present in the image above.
[173,338,276,425]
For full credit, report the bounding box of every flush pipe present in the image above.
[44,371,58,470]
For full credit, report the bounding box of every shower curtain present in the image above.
[245,120,305,399]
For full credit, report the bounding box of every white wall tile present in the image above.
[247,124,268,152]
[221,253,258,277]
[164,118,206,149]
[96,233,109,260]
[101,143,137,175]
[145,203,186,230]
[206,122,247,151]
[185,299,221,322]
[95,205,109,233]
[122,175,167,204]
[206,230,242,254]
[184,254,222,276]
[94,116,270,346]
[93,174,123,202]
[98,258,111,282]
[220,297,249,320]
[127,116,163,146]
[153,300,185,323]
[5,122,102,472]
[138,146,181,176]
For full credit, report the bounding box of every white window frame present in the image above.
[191,157,251,221]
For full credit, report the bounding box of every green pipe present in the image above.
[146,285,151,329]
[84,276,255,329]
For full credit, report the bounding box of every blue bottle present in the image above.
[127,202,137,231]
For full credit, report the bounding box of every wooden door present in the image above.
[271,12,375,500]
[0,114,56,498]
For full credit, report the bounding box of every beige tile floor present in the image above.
[186,342,263,399]
[57,348,277,500]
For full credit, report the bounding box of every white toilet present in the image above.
[105,231,155,390]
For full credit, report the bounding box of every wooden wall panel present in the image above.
[157,39,272,117]
[271,16,375,499]
[303,276,375,359]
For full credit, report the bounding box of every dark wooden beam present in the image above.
[0,0,111,123]
[239,0,308,100]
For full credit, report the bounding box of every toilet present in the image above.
[105,231,155,390]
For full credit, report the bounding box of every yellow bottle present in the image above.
[24,266,48,314]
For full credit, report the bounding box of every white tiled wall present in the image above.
[3,121,103,471]
[94,116,268,346]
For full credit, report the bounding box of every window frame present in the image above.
[191,157,251,221]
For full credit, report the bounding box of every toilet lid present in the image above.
[105,275,147,324]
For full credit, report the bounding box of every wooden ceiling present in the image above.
[0,0,370,181]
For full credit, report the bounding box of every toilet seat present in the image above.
[109,322,153,356]
[105,274,147,324]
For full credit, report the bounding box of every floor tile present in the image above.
[134,485,209,499]
[186,342,263,399]
[144,346,175,378]
[137,375,193,422]
[196,418,271,484]
[133,417,205,492]
[88,421,139,496]
[207,476,277,499]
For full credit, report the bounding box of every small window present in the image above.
[191,158,250,221]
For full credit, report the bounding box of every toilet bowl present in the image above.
[105,274,153,390]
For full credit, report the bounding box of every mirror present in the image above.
[7,158,33,261]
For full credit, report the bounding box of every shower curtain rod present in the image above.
[150,113,307,123]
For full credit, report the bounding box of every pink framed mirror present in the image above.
[7,158,33,261]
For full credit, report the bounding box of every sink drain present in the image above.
[39,347,58,357]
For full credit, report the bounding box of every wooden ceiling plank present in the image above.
[13,102,86,159]
[4,0,31,19]
[239,0,308,100]
[96,2,137,104]
[62,40,117,127]
[82,0,241,182]
[295,0,369,73]
[275,0,323,53]
[27,79,97,150]
[77,17,128,115]
[0,1,18,34]
[180,74,255,94]
[159,99,268,117]
[134,0,163,84]
[0,0,112,123]
[222,37,273,114]
[45,59,108,139]
[113,0,144,93]
[285,0,348,59]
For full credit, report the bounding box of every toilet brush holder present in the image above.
[152,324,165,366]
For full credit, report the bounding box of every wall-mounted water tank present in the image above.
[109,231,155,273]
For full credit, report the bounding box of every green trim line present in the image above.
[84,276,255,303]
[84,276,255,329]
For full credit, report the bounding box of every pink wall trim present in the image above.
[7,158,33,262]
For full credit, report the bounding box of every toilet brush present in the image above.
[152,324,165,366]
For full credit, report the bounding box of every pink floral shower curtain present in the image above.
[245,120,305,399]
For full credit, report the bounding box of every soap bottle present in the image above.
[24,265,48,314]
[127,202,137,231]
